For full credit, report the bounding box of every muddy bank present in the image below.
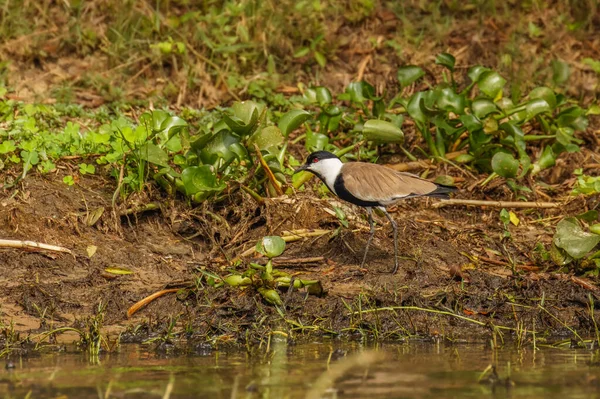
[1,161,600,349]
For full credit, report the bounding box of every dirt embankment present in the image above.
[1,153,600,347]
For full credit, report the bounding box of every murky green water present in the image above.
[2,341,600,398]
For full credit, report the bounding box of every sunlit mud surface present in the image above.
[2,342,600,398]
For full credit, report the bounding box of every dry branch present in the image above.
[0,239,73,255]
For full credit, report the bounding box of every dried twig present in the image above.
[127,288,181,318]
[432,199,561,209]
[0,239,72,255]
[254,143,284,196]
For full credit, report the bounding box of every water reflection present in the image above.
[1,341,599,398]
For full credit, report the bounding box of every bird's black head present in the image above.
[294,151,340,174]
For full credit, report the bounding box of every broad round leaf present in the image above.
[554,217,600,259]
[529,87,557,110]
[256,236,286,258]
[467,65,490,83]
[435,53,455,71]
[362,120,404,143]
[435,87,465,114]
[525,98,552,119]
[551,60,570,85]
[471,98,499,118]
[139,143,169,167]
[491,152,519,178]
[181,165,224,196]
[223,101,261,135]
[454,153,475,163]
[477,71,506,98]
[397,66,425,87]
[278,109,311,137]
[249,126,284,150]
[590,224,600,235]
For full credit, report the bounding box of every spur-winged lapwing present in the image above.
[295,151,456,273]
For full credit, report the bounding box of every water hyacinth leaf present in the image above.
[278,109,311,136]
[459,114,483,133]
[591,224,600,235]
[554,217,600,259]
[249,126,284,150]
[471,98,499,118]
[467,65,490,83]
[491,152,519,178]
[477,71,506,98]
[525,98,552,119]
[315,86,333,106]
[407,92,427,124]
[397,65,425,87]
[496,97,515,111]
[199,130,246,167]
[362,120,404,143]
[346,81,377,104]
[435,87,465,113]
[181,165,224,196]
[529,86,557,109]
[556,106,584,127]
[256,236,286,258]
[223,101,260,135]
[532,145,556,174]
[435,52,455,71]
[139,143,169,166]
[434,175,455,186]
[306,130,329,151]
[551,59,570,85]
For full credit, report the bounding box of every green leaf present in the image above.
[181,165,225,196]
[293,47,310,58]
[397,66,425,87]
[314,51,327,67]
[346,81,377,104]
[362,120,404,143]
[248,126,284,150]
[435,87,465,113]
[551,60,570,85]
[407,92,427,124]
[305,130,329,151]
[258,287,283,306]
[435,53,455,71]
[491,152,519,178]
[554,217,600,259]
[315,87,332,106]
[576,210,599,223]
[139,143,169,167]
[199,130,247,167]
[525,98,552,119]
[79,163,96,175]
[471,98,499,118]
[454,154,474,163]
[477,71,506,98]
[256,236,286,258]
[63,175,75,186]
[222,101,260,135]
[278,109,311,137]
[528,87,557,109]
[0,140,16,154]
[467,65,490,83]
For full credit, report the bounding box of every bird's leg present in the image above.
[360,207,375,268]
[381,208,399,274]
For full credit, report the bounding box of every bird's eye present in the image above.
[312,158,319,163]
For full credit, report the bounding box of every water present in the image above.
[2,341,600,398]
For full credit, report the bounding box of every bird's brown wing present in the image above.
[341,162,438,203]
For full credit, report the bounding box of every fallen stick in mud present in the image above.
[0,239,73,255]
[127,288,181,318]
[432,199,562,209]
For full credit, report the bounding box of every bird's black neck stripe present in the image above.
[333,173,381,208]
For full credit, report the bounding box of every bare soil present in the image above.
[2,150,600,347]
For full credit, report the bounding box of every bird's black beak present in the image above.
[294,164,309,174]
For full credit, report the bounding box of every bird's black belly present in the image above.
[333,174,381,208]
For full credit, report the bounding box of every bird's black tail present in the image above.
[427,184,458,199]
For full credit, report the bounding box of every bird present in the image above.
[294,151,456,273]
